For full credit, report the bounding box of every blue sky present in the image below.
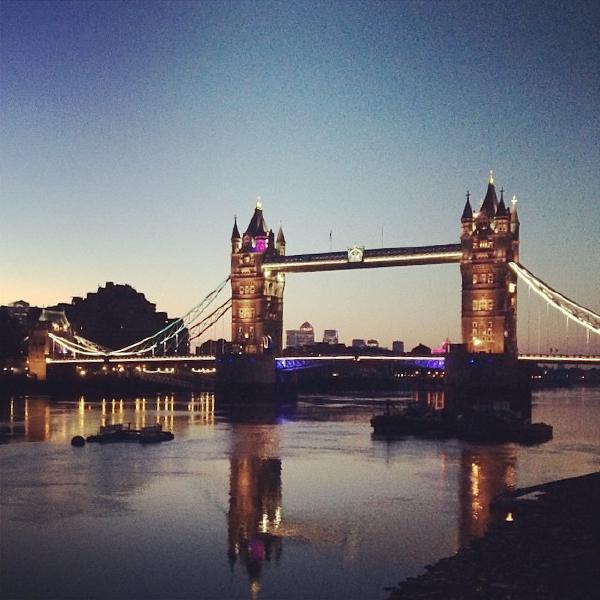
[1,0,598,352]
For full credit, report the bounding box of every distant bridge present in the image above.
[46,353,600,370]
[46,355,215,365]
[516,354,600,365]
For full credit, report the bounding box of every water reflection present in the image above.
[0,397,51,442]
[0,392,215,443]
[416,389,446,412]
[458,444,517,544]
[227,421,283,598]
[2,389,599,599]
[396,390,519,544]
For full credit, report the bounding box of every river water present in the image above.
[1,387,599,600]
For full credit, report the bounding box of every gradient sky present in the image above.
[2,0,599,352]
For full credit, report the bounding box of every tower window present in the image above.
[472,299,494,311]
[239,307,255,319]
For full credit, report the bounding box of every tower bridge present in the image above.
[32,174,600,385]
[230,175,522,357]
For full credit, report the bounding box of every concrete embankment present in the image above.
[388,472,600,600]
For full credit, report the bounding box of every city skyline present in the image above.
[2,1,599,351]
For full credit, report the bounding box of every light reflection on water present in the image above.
[1,388,599,600]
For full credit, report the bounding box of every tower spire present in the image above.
[276,225,286,245]
[461,191,473,220]
[480,172,498,216]
[496,189,508,216]
[231,215,240,240]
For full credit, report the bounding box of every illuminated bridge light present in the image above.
[262,244,463,272]
[48,353,600,369]
[518,354,600,364]
[509,262,600,336]
[275,355,446,371]
[47,355,216,364]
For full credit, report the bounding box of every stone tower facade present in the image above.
[28,309,72,380]
[230,202,286,355]
[460,175,520,355]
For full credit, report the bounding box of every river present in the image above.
[1,387,599,600]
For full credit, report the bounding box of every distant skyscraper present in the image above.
[5,300,30,326]
[322,329,338,344]
[366,339,379,348]
[351,339,366,349]
[285,322,314,348]
[392,340,405,354]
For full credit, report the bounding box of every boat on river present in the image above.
[370,402,454,438]
[83,423,174,444]
[454,412,553,444]
[371,405,552,444]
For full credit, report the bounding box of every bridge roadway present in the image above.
[46,353,600,367]
[277,354,600,367]
[261,244,463,273]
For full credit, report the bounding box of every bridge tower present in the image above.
[28,309,72,380]
[460,174,519,355]
[230,201,286,355]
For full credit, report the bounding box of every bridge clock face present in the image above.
[347,245,364,263]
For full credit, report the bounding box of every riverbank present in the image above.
[388,471,600,600]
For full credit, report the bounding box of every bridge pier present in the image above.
[216,354,275,386]
[215,354,296,401]
[444,345,532,419]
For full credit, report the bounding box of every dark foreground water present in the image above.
[1,387,599,600]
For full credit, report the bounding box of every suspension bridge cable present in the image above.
[74,335,110,353]
[188,301,231,343]
[50,276,232,357]
[509,262,600,336]
[164,297,233,353]
[187,298,232,332]
[188,301,232,343]
[108,276,231,355]
[527,285,531,352]
[49,333,110,356]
